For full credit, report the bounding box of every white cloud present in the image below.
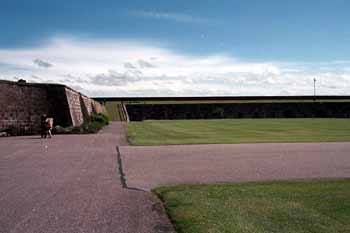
[33,58,53,68]
[137,59,155,68]
[0,36,350,97]
[130,10,214,24]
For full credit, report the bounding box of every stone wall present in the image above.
[0,81,50,134]
[65,87,85,127]
[126,102,350,121]
[0,80,104,135]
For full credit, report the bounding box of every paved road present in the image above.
[0,123,174,233]
[120,142,350,190]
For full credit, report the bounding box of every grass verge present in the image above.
[128,118,350,145]
[154,180,350,233]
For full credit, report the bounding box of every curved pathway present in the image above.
[0,123,174,233]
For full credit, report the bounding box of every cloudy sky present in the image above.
[1,0,350,97]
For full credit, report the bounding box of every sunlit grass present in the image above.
[154,180,350,233]
[128,118,350,145]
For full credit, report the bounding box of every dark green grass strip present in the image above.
[128,119,350,145]
[154,180,350,233]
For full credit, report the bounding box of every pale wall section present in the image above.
[65,87,85,127]
[0,80,104,135]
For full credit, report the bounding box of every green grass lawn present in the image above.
[127,118,350,145]
[154,180,350,233]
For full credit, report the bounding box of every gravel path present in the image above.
[120,142,350,190]
[0,122,174,233]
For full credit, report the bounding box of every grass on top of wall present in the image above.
[127,118,350,145]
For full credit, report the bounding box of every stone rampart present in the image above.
[0,80,104,135]
[126,102,350,121]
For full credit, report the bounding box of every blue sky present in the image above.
[1,0,350,96]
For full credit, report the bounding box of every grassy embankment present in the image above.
[105,101,125,121]
[128,118,350,145]
[154,180,350,233]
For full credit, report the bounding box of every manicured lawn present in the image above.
[154,180,350,233]
[127,118,350,145]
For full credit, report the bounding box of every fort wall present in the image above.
[125,102,350,121]
[0,80,104,135]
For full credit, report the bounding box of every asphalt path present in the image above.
[0,123,174,233]
[120,142,350,190]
